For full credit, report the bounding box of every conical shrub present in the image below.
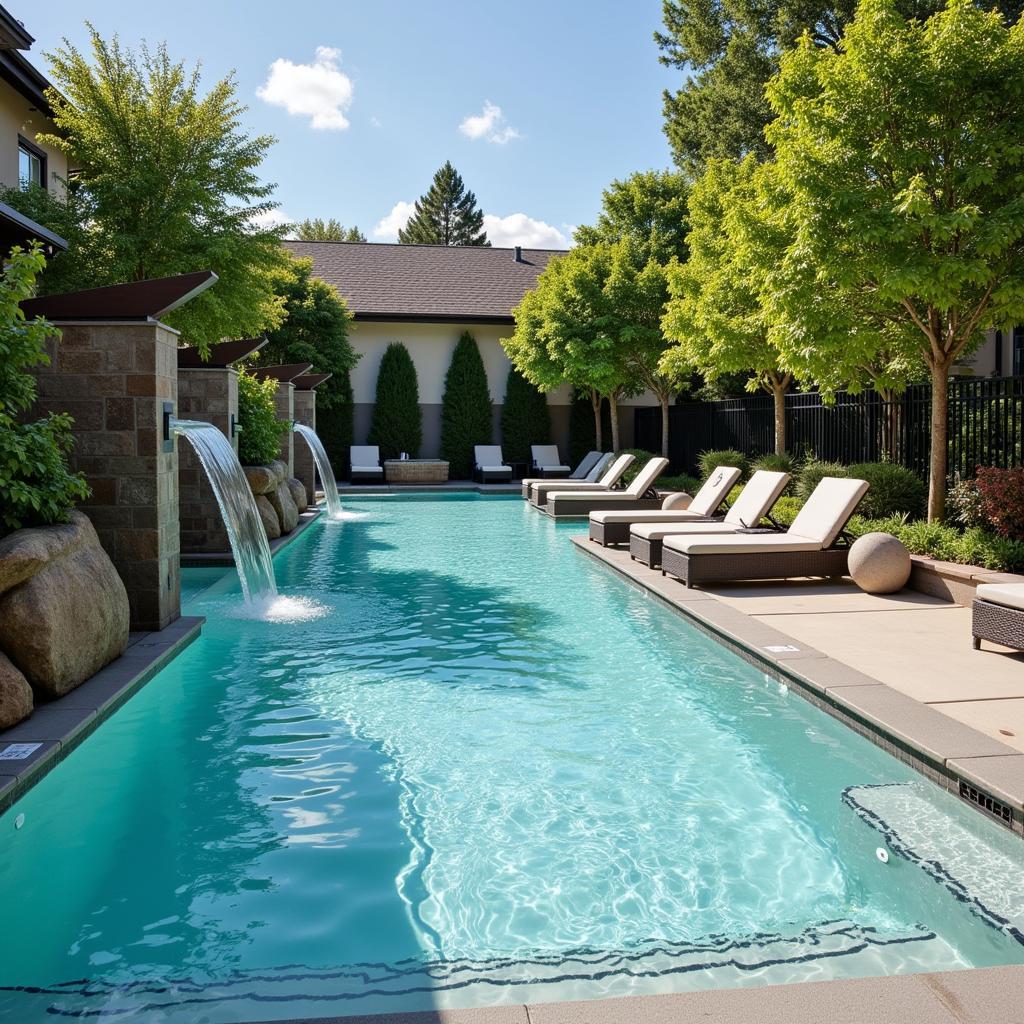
[500,368,550,464]
[440,332,493,477]
[368,342,422,459]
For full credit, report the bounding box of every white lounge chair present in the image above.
[530,445,571,478]
[520,451,604,498]
[588,465,743,545]
[546,458,669,518]
[628,470,791,566]
[529,453,634,508]
[473,446,513,483]
[660,477,869,587]
[350,445,384,483]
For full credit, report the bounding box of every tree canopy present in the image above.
[399,161,489,246]
[294,218,366,242]
[3,28,288,355]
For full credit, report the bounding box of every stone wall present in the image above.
[274,381,295,477]
[177,367,238,554]
[293,389,316,505]
[31,321,180,631]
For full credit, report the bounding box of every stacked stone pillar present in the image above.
[292,388,316,505]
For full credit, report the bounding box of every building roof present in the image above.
[0,200,66,254]
[284,240,561,324]
[0,4,57,114]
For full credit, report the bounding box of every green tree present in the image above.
[4,28,287,354]
[237,366,287,466]
[260,255,359,467]
[766,0,1024,519]
[500,367,550,464]
[440,332,494,477]
[654,0,1021,174]
[294,218,366,242]
[0,244,89,535]
[399,161,488,246]
[367,342,422,458]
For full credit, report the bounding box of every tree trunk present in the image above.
[878,387,897,463]
[927,360,952,522]
[608,393,621,452]
[660,394,670,459]
[771,380,787,455]
[590,389,602,451]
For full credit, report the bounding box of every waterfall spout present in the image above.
[293,424,343,519]
[171,419,277,604]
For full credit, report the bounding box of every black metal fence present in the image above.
[634,375,1024,479]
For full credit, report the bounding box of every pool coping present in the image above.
[569,536,1024,837]
[0,615,204,815]
[181,508,322,567]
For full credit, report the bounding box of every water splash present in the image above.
[227,594,328,623]
[293,424,344,519]
[171,419,277,605]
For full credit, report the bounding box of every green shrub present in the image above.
[947,475,985,530]
[0,245,89,536]
[616,449,658,486]
[237,367,287,465]
[316,368,354,473]
[500,368,550,464]
[659,473,701,494]
[975,466,1024,541]
[751,452,795,475]
[440,332,493,478]
[698,449,748,480]
[846,462,926,519]
[796,459,848,501]
[768,495,803,527]
[368,342,422,459]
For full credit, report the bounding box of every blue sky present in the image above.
[27,1,679,248]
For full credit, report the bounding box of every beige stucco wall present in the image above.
[0,78,67,193]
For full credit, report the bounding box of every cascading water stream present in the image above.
[293,423,343,519]
[171,419,277,604]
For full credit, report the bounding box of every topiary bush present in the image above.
[975,465,1024,541]
[0,244,89,537]
[847,462,927,519]
[796,459,848,501]
[698,449,748,481]
[500,367,550,464]
[368,342,422,459]
[237,366,288,465]
[751,452,795,475]
[440,332,493,478]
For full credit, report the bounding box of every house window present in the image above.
[17,137,46,190]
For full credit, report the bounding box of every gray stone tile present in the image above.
[829,684,1017,764]
[0,706,96,744]
[790,658,882,693]
[947,754,1024,812]
[0,738,59,785]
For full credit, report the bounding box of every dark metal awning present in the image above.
[252,362,314,383]
[292,373,333,391]
[177,336,268,368]
[21,270,218,321]
[0,201,67,257]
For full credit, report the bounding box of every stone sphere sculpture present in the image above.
[848,532,911,594]
[662,492,693,510]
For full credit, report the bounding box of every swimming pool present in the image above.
[2,494,1023,1021]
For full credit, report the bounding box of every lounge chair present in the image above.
[660,476,869,588]
[350,445,384,483]
[473,446,513,483]
[588,465,743,547]
[530,445,572,478]
[973,584,1024,651]
[546,458,669,518]
[529,453,634,508]
[629,470,791,567]
[520,451,604,498]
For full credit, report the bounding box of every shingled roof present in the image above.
[284,241,562,323]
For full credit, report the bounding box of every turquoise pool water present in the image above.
[2,494,1023,1021]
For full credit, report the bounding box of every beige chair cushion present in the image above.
[597,453,635,487]
[662,532,822,556]
[625,458,669,497]
[724,471,790,527]
[632,521,744,541]
[688,466,742,517]
[350,446,381,466]
[590,508,706,525]
[976,583,1024,612]
[789,477,869,546]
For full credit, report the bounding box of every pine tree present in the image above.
[367,342,422,459]
[500,368,550,464]
[440,332,493,477]
[398,161,489,246]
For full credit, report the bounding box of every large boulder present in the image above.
[287,477,308,514]
[243,464,277,495]
[255,494,281,540]
[269,460,288,487]
[0,652,32,729]
[0,515,93,595]
[269,481,299,534]
[0,512,129,700]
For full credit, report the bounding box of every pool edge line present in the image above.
[0,616,204,815]
[181,508,322,568]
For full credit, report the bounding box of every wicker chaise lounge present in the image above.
[629,470,791,567]
[588,465,743,547]
[350,445,384,483]
[473,446,513,483]
[972,584,1024,651]
[660,477,869,588]
[546,458,669,519]
[529,454,634,508]
[521,451,604,499]
[529,445,572,479]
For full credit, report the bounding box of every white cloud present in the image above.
[483,213,569,249]
[249,208,293,230]
[257,46,353,130]
[458,101,521,144]
[373,200,416,240]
